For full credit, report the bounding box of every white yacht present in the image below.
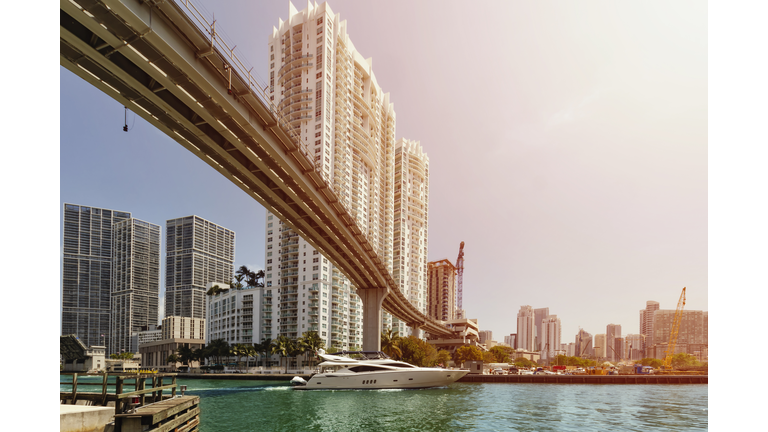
[290,350,469,390]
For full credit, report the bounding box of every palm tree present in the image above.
[300,331,325,369]
[271,335,294,373]
[207,339,230,367]
[247,270,265,288]
[381,329,402,359]
[177,346,194,369]
[231,274,245,290]
[243,344,257,370]
[257,338,272,368]
[206,284,226,296]
[166,354,179,371]
[192,347,205,368]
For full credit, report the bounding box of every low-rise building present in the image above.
[138,316,205,371]
[427,318,482,354]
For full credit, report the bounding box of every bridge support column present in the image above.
[409,323,422,339]
[359,287,389,351]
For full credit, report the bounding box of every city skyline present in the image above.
[58,0,707,341]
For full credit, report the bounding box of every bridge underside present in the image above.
[60,0,453,346]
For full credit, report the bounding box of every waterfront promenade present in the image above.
[177,372,707,384]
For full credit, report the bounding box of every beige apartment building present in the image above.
[427,259,457,322]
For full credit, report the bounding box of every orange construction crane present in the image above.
[456,242,465,318]
[662,287,686,370]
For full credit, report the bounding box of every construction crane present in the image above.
[456,241,465,319]
[662,287,687,370]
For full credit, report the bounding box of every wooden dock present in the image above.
[114,396,200,432]
[459,374,707,384]
[60,372,180,413]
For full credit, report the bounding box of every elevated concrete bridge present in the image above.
[60,0,453,349]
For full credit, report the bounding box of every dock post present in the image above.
[172,375,177,397]
[71,373,78,405]
[139,376,146,406]
[151,376,158,402]
[101,372,108,406]
[115,377,123,413]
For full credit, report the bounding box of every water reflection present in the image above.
[177,379,707,432]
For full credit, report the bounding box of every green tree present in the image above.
[397,336,438,367]
[271,335,294,373]
[671,353,698,369]
[454,345,483,366]
[207,339,230,366]
[300,331,325,368]
[206,284,227,296]
[231,343,250,370]
[513,357,536,368]
[489,346,512,363]
[177,346,194,368]
[231,274,245,290]
[482,351,496,364]
[256,338,273,368]
[381,329,402,360]
[192,348,205,366]
[166,354,179,371]
[436,350,452,367]
[640,358,663,368]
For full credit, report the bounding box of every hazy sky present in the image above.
[58,0,708,342]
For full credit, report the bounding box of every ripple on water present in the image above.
[176,380,707,432]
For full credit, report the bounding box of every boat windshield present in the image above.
[338,351,391,360]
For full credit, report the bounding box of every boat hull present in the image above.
[295,369,468,390]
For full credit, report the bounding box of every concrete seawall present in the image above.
[459,374,707,384]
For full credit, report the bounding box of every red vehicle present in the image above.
[552,365,567,372]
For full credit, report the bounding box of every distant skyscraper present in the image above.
[575,328,593,358]
[165,216,235,320]
[479,330,493,345]
[533,307,549,351]
[606,324,621,362]
[516,306,535,351]
[504,334,516,349]
[427,259,457,321]
[109,218,161,355]
[625,334,645,361]
[639,300,660,354]
[540,315,561,360]
[594,334,606,359]
[388,139,429,337]
[61,203,131,350]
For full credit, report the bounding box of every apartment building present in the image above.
[206,282,262,345]
[639,300,660,353]
[61,203,132,350]
[427,259,457,322]
[165,216,235,320]
[388,138,429,337]
[263,214,363,350]
[263,1,408,350]
[516,306,535,351]
[540,315,561,360]
[109,218,161,355]
[533,307,549,351]
[606,323,622,362]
